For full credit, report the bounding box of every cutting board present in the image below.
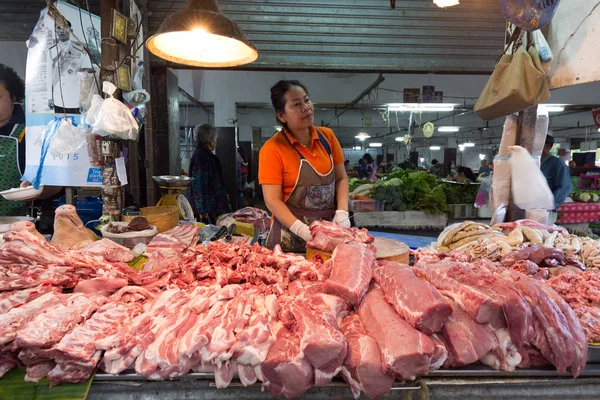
[306,238,409,264]
[373,237,410,264]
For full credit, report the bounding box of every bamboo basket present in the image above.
[122,206,178,233]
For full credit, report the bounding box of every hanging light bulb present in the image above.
[479,153,486,160]
[434,0,460,7]
[146,0,259,67]
[355,132,371,141]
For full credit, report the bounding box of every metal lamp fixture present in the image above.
[434,0,460,7]
[355,132,371,141]
[146,0,259,67]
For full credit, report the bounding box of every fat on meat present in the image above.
[0,284,60,314]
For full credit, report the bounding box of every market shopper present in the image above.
[454,166,476,182]
[541,135,572,224]
[0,64,28,216]
[189,123,231,224]
[479,159,491,175]
[363,153,378,182]
[259,80,349,252]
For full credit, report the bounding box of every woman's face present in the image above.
[208,136,217,152]
[0,83,14,124]
[276,86,313,132]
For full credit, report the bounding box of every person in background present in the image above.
[363,153,377,182]
[344,159,350,173]
[429,159,444,177]
[189,123,231,224]
[237,147,248,208]
[0,64,27,215]
[541,135,572,224]
[479,159,491,175]
[454,166,476,182]
[357,158,367,179]
[259,79,349,252]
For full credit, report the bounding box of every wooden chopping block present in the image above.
[373,237,410,264]
[306,246,332,262]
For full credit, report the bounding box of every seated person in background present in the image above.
[479,159,491,175]
[454,166,476,182]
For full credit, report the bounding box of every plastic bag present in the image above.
[475,174,493,208]
[533,30,552,64]
[509,145,554,210]
[49,119,87,157]
[92,81,139,140]
[78,68,99,113]
[86,94,104,127]
[492,156,511,211]
[31,118,63,188]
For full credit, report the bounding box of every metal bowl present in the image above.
[152,175,193,188]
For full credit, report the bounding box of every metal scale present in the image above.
[152,175,195,220]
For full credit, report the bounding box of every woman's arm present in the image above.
[262,184,298,229]
[334,163,349,212]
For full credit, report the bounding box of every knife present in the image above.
[250,227,260,245]
[210,226,228,241]
[225,224,237,242]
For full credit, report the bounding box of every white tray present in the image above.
[0,185,44,201]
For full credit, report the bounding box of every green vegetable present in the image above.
[442,181,480,205]
[580,192,592,202]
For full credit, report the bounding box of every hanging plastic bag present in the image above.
[509,145,554,210]
[533,30,553,64]
[78,68,100,113]
[49,118,87,157]
[31,117,64,189]
[475,174,493,208]
[86,94,104,128]
[92,81,139,140]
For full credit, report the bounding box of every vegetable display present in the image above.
[442,181,480,205]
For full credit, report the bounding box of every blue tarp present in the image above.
[370,231,435,250]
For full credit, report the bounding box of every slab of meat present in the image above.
[323,242,375,307]
[441,297,495,366]
[261,327,313,399]
[15,293,107,349]
[503,270,575,375]
[372,261,451,334]
[218,207,271,235]
[81,239,134,263]
[0,284,60,314]
[1,230,68,265]
[357,286,433,381]
[54,301,143,362]
[0,353,18,378]
[340,313,394,400]
[412,262,504,326]
[307,220,374,252]
[0,292,62,346]
[143,226,199,271]
[281,295,348,385]
[493,219,567,235]
[429,335,449,371]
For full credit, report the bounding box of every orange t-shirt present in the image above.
[259,126,344,201]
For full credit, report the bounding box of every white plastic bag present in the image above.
[509,146,554,210]
[78,68,100,113]
[92,81,139,140]
[50,119,87,157]
[86,94,104,128]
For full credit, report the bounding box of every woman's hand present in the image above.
[332,210,351,228]
[290,220,312,241]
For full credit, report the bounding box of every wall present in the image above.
[0,41,27,79]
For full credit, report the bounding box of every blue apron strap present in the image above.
[315,129,332,156]
[279,130,305,160]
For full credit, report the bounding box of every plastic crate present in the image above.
[349,200,386,212]
[450,204,477,219]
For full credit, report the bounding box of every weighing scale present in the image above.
[152,175,195,221]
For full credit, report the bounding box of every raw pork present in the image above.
[357,285,433,381]
[372,261,451,334]
[307,220,374,252]
[340,313,394,400]
[323,242,375,307]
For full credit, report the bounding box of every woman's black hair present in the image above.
[0,64,25,102]
[270,80,310,127]
[457,166,476,181]
[363,153,374,164]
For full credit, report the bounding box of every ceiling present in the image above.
[0,0,505,74]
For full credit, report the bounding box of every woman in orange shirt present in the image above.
[259,80,349,252]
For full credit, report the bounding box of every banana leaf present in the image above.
[0,368,94,400]
[128,255,148,270]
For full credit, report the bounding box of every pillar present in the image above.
[214,100,239,210]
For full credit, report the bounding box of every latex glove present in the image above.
[289,220,312,242]
[333,210,351,228]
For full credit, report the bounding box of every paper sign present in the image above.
[115,157,128,186]
[592,108,600,129]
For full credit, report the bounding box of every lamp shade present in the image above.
[146,0,259,67]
